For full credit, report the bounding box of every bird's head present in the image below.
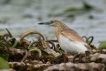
[38,19,62,27]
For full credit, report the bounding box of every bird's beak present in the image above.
[38,22,51,25]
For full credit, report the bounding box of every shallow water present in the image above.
[0,0,106,47]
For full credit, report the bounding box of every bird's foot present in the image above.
[72,51,91,63]
[85,51,91,56]
[84,51,91,62]
[72,54,81,63]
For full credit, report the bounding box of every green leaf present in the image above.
[0,53,9,61]
[98,41,106,50]
[12,40,19,48]
[0,57,9,69]
[29,47,42,57]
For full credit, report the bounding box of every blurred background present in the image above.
[0,0,106,47]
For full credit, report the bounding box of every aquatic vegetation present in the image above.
[0,29,106,71]
[0,57,9,69]
[48,2,94,21]
[98,41,106,50]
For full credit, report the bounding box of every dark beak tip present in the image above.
[38,22,44,25]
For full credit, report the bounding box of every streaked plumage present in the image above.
[38,19,91,54]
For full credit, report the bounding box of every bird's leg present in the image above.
[64,52,68,63]
[72,54,80,63]
[84,51,90,62]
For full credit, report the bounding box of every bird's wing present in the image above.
[61,28,91,50]
[61,28,86,44]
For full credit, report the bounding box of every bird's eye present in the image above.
[50,21,53,24]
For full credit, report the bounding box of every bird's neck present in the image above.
[57,22,68,29]
[55,23,68,39]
